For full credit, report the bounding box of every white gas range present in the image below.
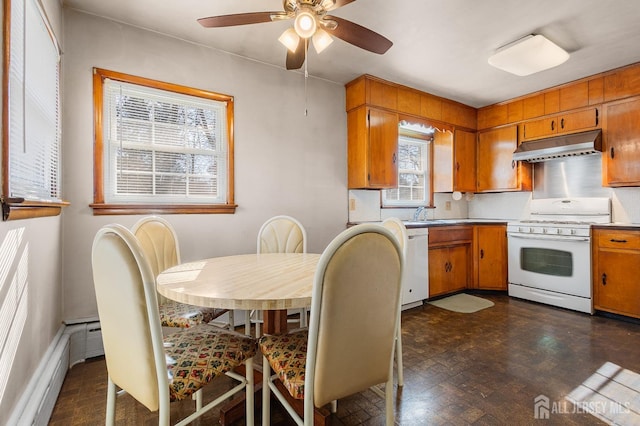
[507,197,611,314]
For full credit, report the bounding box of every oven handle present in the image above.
[507,233,590,242]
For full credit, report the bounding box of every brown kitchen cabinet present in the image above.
[477,125,531,192]
[603,96,640,186]
[347,106,399,189]
[592,228,640,319]
[472,225,507,290]
[428,226,472,298]
[520,106,600,141]
[433,129,476,193]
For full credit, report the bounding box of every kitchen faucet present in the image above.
[413,206,426,221]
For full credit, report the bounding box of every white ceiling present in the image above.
[62,0,640,108]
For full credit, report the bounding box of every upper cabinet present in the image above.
[434,129,476,193]
[347,106,399,189]
[477,125,531,192]
[520,107,600,141]
[603,96,640,186]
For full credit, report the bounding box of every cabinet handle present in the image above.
[595,108,599,126]
[392,153,397,164]
[610,147,615,159]
[560,118,565,129]
[511,160,516,169]
[480,249,484,259]
[456,162,460,172]
[551,120,555,131]
[602,273,607,286]
[609,239,627,243]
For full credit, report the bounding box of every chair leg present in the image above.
[245,310,251,335]
[300,308,308,328]
[228,310,235,330]
[194,389,203,411]
[396,320,404,387]
[385,379,394,426]
[106,377,116,426]
[245,357,255,426]
[330,400,337,413]
[262,356,271,426]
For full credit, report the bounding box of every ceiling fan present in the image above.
[198,0,393,70]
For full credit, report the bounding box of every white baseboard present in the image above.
[8,321,105,425]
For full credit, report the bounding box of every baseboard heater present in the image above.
[8,320,104,425]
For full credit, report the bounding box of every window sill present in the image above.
[2,199,70,221]
[90,203,237,215]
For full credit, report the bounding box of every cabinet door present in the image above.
[454,130,477,192]
[558,107,599,133]
[428,247,450,297]
[433,131,454,193]
[368,108,399,188]
[448,244,469,292]
[477,125,524,191]
[522,117,557,140]
[594,250,640,317]
[604,97,640,186]
[474,225,507,290]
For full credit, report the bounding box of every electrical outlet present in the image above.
[349,199,356,211]
[445,201,451,211]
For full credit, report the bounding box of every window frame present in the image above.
[2,0,68,221]
[91,68,236,215]
[382,126,435,208]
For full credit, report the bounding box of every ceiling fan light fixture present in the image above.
[294,10,317,39]
[488,34,569,76]
[312,28,333,53]
[279,27,300,52]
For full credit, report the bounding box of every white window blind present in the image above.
[382,135,430,207]
[7,0,61,201]
[103,79,228,204]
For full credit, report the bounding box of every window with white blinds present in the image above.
[5,0,61,203]
[92,69,235,214]
[382,135,431,207]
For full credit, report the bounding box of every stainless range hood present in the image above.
[512,129,602,162]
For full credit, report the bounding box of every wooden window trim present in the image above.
[91,68,236,215]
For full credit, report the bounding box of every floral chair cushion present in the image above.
[258,330,308,400]
[164,324,257,402]
[159,300,227,328]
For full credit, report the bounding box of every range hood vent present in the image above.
[512,129,602,162]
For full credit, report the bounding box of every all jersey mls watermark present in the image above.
[534,395,630,420]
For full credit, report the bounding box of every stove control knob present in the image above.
[543,228,547,234]
[557,228,562,234]
[529,227,534,233]
[570,229,576,235]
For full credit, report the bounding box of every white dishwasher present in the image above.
[403,227,429,310]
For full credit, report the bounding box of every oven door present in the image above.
[507,233,591,297]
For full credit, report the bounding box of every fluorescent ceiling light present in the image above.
[488,34,569,76]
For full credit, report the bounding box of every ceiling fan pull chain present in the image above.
[304,38,308,116]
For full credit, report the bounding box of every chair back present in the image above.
[381,217,408,259]
[305,224,403,408]
[92,224,168,412]
[257,215,307,254]
[132,216,181,305]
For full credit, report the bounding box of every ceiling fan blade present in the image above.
[323,15,392,54]
[327,0,357,11]
[198,12,286,28]
[286,40,307,70]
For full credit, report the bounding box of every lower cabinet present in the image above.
[472,225,507,290]
[593,228,640,319]
[428,226,472,298]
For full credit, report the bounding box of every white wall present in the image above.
[0,1,64,422]
[61,9,348,320]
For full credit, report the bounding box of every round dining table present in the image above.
[156,252,321,334]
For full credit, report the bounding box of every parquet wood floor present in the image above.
[49,293,640,425]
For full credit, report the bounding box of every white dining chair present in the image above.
[259,223,403,426]
[248,215,308,337]
[381,217,408,388]
[132,216,232,330]
[91,224,256,426]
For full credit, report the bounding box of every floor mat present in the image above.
[427,293,494,313]
[566,362,640,425]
